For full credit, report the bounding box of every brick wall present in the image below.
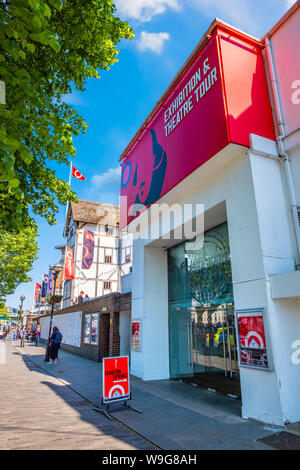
[109,312,120,357]
[99,314,110,360]
[33,292,131,362]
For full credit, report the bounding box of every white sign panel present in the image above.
[40,311,82,348]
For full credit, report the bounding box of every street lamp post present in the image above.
[19,295,25,324]
[44,263,62,362]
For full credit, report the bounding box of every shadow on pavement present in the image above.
[14,340,278,450]
[13,343,156,450]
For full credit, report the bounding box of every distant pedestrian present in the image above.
[83,294,89,302]
[77,291,84,303]
[48,327,63,364]
[35,325,41,346]
[2,326,8,341]
[20,326,25,347]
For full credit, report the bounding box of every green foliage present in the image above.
[0,0,134,231]
[0,302,8,316]
[0,224,38,302]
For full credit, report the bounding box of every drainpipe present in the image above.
[265,37,300,269]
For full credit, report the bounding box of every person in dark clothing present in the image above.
[48,326,63,364]
[77,291,84,303]
[3,326,9,341]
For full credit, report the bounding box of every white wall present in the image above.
[119,311,131,358]
[129,140,300,426]
[73,223,119,301]
[40,311,82,348]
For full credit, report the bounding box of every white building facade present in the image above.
[120,7,300,427]
[63,200,132,308]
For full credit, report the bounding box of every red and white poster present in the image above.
[64,246,75,280]
[131,321,141,351]
[237,313,269,369]
[103,356,130,404]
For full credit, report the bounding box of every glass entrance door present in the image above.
[168,223,240,394]
[191,304,239,377]
[169,303,239,379]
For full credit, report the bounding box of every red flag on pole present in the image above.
[64,246,75,280]
[34,282,41,302]
[72,166,86,181]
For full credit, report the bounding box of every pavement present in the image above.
[0,336,284,450]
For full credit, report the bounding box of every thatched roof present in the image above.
[64,200,119,236]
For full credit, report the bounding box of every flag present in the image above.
[34,282,41,302]
[64,246,75,280]
[72,166,86,181]
[41,273,48,297]
[56,267,64,289]
[82,228,95,269]
[47,266,53,295]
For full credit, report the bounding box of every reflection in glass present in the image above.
[84,313,99,345]
[168,223,233,307]
[168,223,238,380]
[91,313,99,344]
[84,314,91,344]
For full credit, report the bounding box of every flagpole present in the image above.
[68,160,72,187]
[64,161,72,237]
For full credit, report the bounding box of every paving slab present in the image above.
[0,339,155,450]
[1,338,282,450]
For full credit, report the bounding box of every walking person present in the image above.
[35,325,41,346]
[3,326,8,341]
[48,327,63,364]
[20,326,25,347]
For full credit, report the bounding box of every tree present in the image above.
[0,302,8,317]
[0,0,134,231]
[0,224,38,303]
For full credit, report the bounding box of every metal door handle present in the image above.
[187,323,193,367]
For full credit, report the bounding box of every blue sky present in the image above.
[7,0,295,310]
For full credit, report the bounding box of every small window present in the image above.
[104,281,111,290]
[105,225,114,236]
[105,255,112,264]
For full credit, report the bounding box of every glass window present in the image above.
[168,223,233,306]
[84,314,91,344]
[84,313,99,345]
[90,313,99,345]
[105,225,114,236]
[168,223,236,379]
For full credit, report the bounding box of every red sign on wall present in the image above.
[131,321,141,351]
[103,356,130,404]
[237,313,269,369]
[120,25,275,229]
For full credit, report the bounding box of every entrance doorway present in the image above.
[168,222,241,396]
[100,314,110,359]
[169,303,240,396]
